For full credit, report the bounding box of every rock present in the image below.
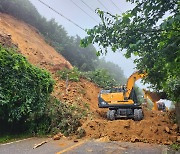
[165,127,170,133]
[137,130,143,136]
[90,125,94,128]
[74,140,79,142]
[124,121,130,129]
[164,141,173,145]
[153,128,158,133]
[53,132,63,140]
[170,136,177,142]
[131,136,139,143]
[177,136,180,142]
[172,124,178,131]
[53,135,61,140]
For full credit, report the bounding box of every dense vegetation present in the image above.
[57,67,117,89]
[0,45,54,133]
[81,0,180,102]
[30,96,83,136]
[0,45,85,137]
[0,0,126,83]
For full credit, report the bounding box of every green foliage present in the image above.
[57,67,117,89]
[82,69,117,89]
[0,133,31,144]
[165,77,180,102]
[0,45,54,129]
[170,143,180,151]
[81,1,180,102]
[97,58,126,84]
[76,128,86,139]
[10,96,83,136]
[44,97,82,136]
[0,0,127,136]
[57,67,81,82]
[61,36,98,71]
[0,0,98,72]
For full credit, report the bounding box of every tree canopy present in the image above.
[81,0,180,102]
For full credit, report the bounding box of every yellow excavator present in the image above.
[143,89,166,112]
[98,71,146,121]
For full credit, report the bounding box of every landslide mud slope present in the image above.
[0,13,178,145]
[0,13,72,71]
[0,13,105,122]
[0,13,103,117]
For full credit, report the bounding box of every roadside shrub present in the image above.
[30,97,82,136]
[57,68,117,89]
[57,67,80,82]
[82,69,117,89]
[0,45,54,131]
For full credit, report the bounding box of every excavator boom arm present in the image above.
[125,71,146,98]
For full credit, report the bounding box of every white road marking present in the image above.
[0,137,33,146]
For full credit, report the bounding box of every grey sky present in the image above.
[29,0,146,88]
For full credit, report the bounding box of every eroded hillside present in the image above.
[0,13,72,71]
[0,13,179,145]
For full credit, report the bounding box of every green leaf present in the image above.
[96,51,100,56]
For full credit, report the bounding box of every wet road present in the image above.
[0,137,178,154]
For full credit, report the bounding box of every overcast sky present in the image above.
[29,0,146,88]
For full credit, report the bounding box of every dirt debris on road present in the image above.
[81,108,179,144]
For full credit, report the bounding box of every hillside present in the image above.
[0,13,179,145]
[0,13,72,71]
[0,13,105,119]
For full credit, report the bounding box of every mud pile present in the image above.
[53,77,104,118]
[81,108,179,144]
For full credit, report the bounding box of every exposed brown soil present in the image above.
[0,13,72,71]
[0,13,179,145]
[81,108,178,145]
[52,77,106,119]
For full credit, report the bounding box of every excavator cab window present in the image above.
[110,87,123,93]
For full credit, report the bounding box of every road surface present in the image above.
[0,137,179,154]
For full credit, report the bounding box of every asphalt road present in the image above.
[0,137,179,154]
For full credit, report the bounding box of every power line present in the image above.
[70,0,99,23]
[97,0,111,13]
[37,0,85,31]
[110,0,122,13]
[80,0,95,13]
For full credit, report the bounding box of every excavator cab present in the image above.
[98,71,146,121]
